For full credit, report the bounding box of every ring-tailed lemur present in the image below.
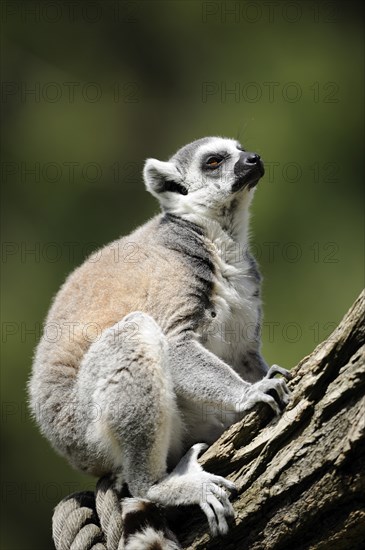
[29,137,291,549]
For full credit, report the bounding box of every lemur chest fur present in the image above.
[195,224,261,365]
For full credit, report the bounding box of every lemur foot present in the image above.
[238,365,292,416]
[175,443,236,536]
[147,443,236,537]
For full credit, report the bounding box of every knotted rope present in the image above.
[52,477,181,550]
[53,477,124,550]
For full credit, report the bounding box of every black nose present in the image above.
[243,153,260,166]
[232,150,265,192]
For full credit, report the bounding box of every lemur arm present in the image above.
[168,336,290,415]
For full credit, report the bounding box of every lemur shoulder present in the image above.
[29,136,291,549]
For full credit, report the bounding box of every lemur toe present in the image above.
[267,364,293,380]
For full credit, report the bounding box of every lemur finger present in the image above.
[209,474,237,496]
[258,393,282,415]
[267,364,293,380]
[206,495,230,535]
[200,502,219,537]
[278,380,292,401]
[278,378,292,396]
[268,378,291,404]
[209,484,235,517]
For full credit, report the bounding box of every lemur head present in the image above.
[143,137,264,234]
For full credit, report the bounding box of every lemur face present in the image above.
[143,137,264,221]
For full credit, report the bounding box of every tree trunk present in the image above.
[174,290,365,549]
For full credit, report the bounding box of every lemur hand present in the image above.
[238,364,292,416]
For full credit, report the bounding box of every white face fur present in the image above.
[143,136,265,234]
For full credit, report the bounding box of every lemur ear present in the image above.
[143,159,188,196]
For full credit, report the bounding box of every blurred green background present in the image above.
[1,1,364,548]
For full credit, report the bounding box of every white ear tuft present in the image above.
[143,159,187,196]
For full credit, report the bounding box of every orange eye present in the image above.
[206,156,222,167]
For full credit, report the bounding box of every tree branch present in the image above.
[174,290,365,549]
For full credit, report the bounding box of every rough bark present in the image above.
[173,290,365,549]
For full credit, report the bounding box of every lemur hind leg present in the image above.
[76,312,236,536]
[76,311,183,492]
